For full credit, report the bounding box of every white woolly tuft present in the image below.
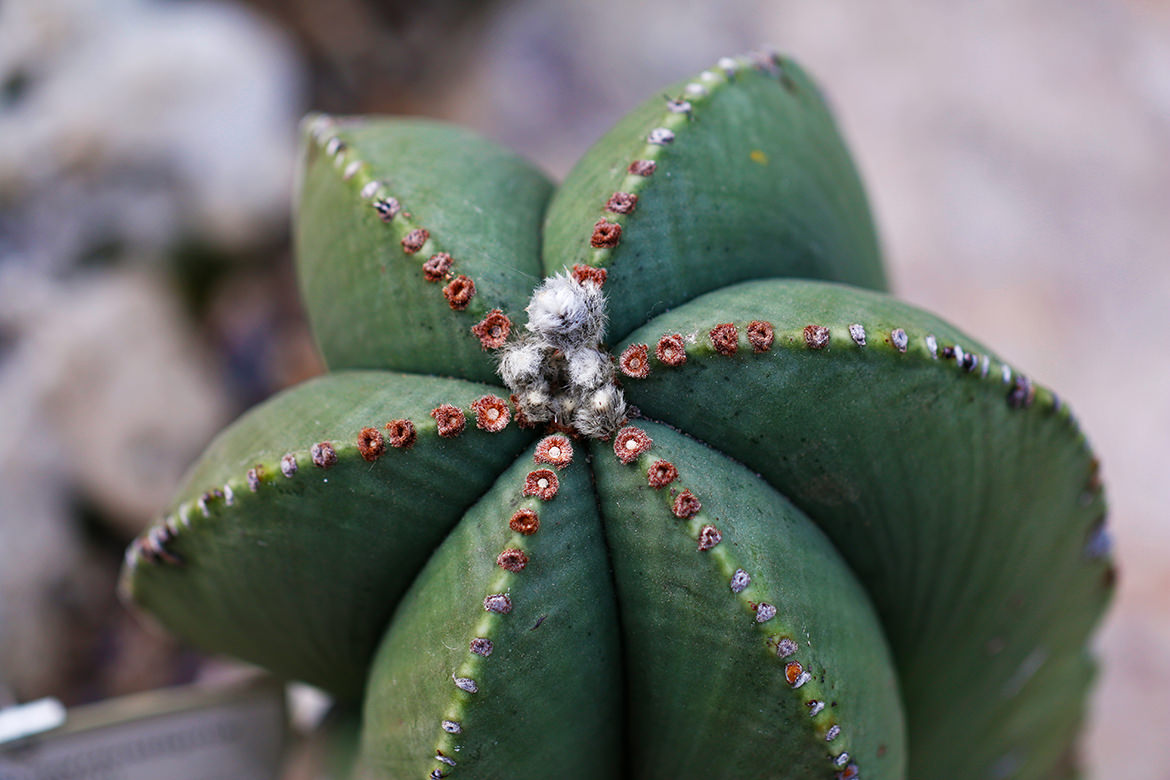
[498,339,546,386]
[525,272,607,349]
[573,385,628,438]
[565,346,613,392]
[496,271,626,437]
[552,395,578,424]
[521,384,553,422]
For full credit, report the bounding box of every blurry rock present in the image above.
[0,0,306,270]
[0,268,229,701]
[0,384,92,701]
[237,0,504,114]
[0,268,232,534]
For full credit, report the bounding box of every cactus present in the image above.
[120,51,1111,780]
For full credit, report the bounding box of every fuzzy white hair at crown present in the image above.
[525,272,607,350]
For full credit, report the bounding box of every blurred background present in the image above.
[1,0,1166,776]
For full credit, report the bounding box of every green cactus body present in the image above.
[121,51,1110,780]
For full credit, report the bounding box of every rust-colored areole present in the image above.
[509,509,540,535]
[384,419,416,449]
[430,404,466,438]
[709,323,739,356]
[357,427,385,461]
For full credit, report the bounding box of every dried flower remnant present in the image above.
[510,509,540,535]
[672,490,701,519]
[709,323,738,356]
[311,442,337,468]
[357,427,386,461]
[747,320,774,352]
[385,419,416,448]
[590,219,622,249]
[655,334,687,366]
[613,427,652,464]
[619,344,650,378]
[471,310,511,349]
[423,252,452,281]
[471,395,510,432]
[535,436,573,469]
[523,469,559,500]
[442,275,476,310]
[401,228,429,254]
[647,459,678,489]
[496,548,529,573]
[430,405,466,437]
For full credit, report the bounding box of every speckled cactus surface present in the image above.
[121,51,1112,780]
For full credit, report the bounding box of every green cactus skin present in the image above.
[121,51,1111,780]
[543,54,886,343]
[296,118,553,382]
